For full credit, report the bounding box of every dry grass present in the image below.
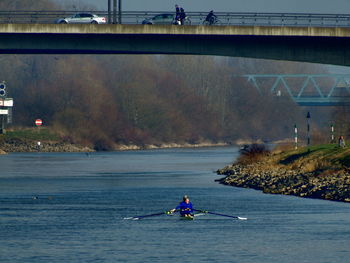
[272,143,295,154]
[236,144,271,164]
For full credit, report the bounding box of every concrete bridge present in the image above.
[1,24,350,66]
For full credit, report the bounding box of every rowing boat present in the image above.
[180,215,194,220]
[124,209,247,221]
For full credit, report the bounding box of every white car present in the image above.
[56,13,106,24]
[142,14,175,25]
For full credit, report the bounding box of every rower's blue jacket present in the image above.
[176,201,193,215]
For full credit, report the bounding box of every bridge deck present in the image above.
[1,24,350,37]
[0,24,350,66]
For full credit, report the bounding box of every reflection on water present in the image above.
[0,147,349,263]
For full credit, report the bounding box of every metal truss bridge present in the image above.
[244,74,350,106]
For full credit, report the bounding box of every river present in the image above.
[0,147,349,263]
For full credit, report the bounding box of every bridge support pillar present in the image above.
[118,0,122,24]
[113,0,117,24]
[108,0,111,24]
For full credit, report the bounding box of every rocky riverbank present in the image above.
[0,138,93,153]
[0,132,228,153]
[217,145,350,202]
[114,141,228,151]
[1,141,228,153]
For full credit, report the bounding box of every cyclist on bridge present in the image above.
[205,10,217,25]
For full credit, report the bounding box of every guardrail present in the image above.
[1,11,350,27]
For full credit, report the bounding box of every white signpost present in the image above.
[4,99,13,107]
[0,82,14,134]
[0,99,13,107]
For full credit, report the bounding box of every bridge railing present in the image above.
[1,11,350,27]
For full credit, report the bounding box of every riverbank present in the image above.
[0,139,93,153]
[0,128,230,153]
[114,142,228,151]
[217,144,350,202]
[0,140,228,153]
[0,128,93,153]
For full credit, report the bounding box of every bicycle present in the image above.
[183,16,191,25]
[174,16,191,25]
[202,16,221,25]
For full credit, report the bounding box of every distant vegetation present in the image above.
[0,0,334,150]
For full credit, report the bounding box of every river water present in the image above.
[0,147,349,263]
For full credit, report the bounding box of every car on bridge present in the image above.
[142,13,191,25]
[142,13,175,25]
[55,13,106,24]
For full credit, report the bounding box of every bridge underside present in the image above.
[0,24,350,66]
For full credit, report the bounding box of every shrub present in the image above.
[236,143,270,164]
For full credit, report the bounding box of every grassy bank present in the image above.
[217,144,350,202]
[1,127,59,141]
[0,127,92,153]
[272,144,350,173]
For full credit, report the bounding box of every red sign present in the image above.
[35,119,42,126]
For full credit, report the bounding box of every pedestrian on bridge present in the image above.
[180,7,186,25]
[175,4,181,24]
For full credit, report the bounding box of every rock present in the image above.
[217,160,350,203]
[0,140,94,153]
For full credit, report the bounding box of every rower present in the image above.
[171,195,193,218]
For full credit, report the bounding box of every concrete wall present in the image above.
[0,24,350,66]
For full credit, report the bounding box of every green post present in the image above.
[0,115,4,134]
[306,112,311,148]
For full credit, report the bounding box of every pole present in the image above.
[108,0,111,24]
[0,115,4,134]
[113,0,117,24]
[294,124,298,150]
[306,112,311,148]
[0,82,6,134]
[118,0,122,24]
[331,124,334,143]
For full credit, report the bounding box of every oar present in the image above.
[194,209,247,220]
[124,210,173,220]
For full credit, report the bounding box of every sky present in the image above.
[62,0,350,13]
